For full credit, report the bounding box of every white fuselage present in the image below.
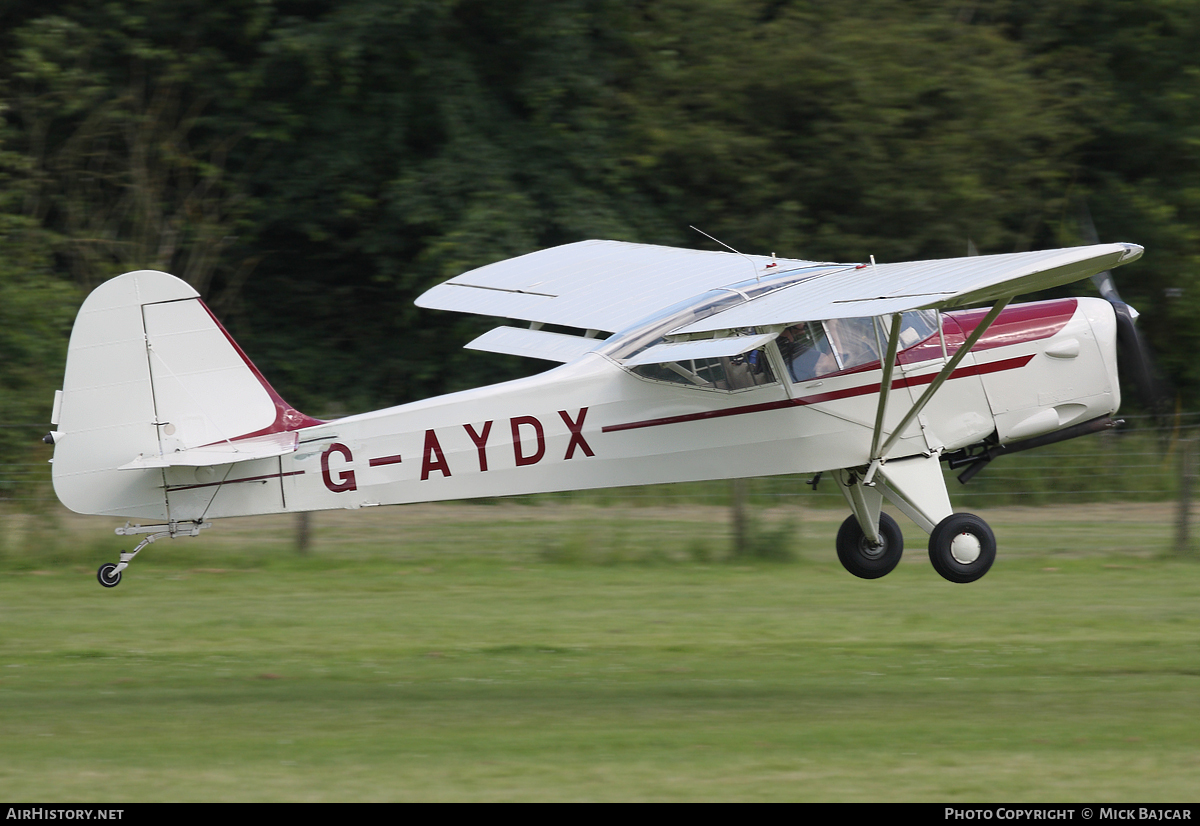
[153,297,1119,523]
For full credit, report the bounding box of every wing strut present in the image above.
[868,313,904,464]
[863,297,1012,484]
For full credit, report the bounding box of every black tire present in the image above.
[928,513,996,583]
[97,563,122,588]
[836,512,904,579]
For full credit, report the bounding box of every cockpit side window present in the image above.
[778,310,940,382]
[823,317,882,372]
[777,322,838,382]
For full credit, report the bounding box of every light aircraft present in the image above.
[43,239,1150,587]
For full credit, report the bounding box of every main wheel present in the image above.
[836,512,903,579]
[97,563,122,588]
[928,513,996,583]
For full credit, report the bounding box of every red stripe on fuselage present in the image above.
[601,355,1033,434]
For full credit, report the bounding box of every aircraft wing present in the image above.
[415,239,839,333]
[672,243,1143,335]
[418,240,1143,350]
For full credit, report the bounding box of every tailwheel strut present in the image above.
[96,521,211,588]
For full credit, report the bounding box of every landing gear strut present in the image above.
[95,520,211,587]
[833,455,1000,583]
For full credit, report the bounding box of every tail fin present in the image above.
[51,270,318,518]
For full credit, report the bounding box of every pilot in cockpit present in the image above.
[777,321,837,382]
[778,314,929,383]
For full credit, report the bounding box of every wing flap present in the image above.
[465,326,604,363]
[421,285,556,323]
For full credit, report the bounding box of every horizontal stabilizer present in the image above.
[465,326,604,363]
[118,431,299,470]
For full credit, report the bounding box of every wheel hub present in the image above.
[949,532,981,564]
[859,536,887,559]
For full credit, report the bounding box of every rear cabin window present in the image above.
[777,321,838,382]
[630,348,776,391]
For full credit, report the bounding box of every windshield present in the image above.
[596,263,851,362]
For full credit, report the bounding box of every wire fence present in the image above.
[4,413,1199,565]
[2,412,1195,511]
[0,420,54,505]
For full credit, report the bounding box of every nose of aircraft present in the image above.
[1111,298,1169,419]
[1085,243,1167,420]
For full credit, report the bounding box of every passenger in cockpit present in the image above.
[823,317,881,372]
[777,322,837,382]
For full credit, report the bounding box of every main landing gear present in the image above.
[926,512,996,583]
[836,512,903,579]
[834,510,997,583]
[96,520,211,588]
[832,458,997,583]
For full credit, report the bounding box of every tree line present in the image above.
[3,0,1200,471]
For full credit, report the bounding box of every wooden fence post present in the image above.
[296,511,311,555]
[731,478,748,557]
[1175,431,1193,556]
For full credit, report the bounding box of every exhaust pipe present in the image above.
[946,415,1121,484]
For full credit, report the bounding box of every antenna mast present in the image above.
[689,226,762,282]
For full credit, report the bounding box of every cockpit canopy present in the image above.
[624,309,939,391]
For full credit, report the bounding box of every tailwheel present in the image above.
[836,512,903,579]
[97,563,122,588]
[928,512,996,583]
[96,520,211,589]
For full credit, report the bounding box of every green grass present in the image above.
[0,502,1198,801]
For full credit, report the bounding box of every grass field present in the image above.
[1,500,1198,801]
